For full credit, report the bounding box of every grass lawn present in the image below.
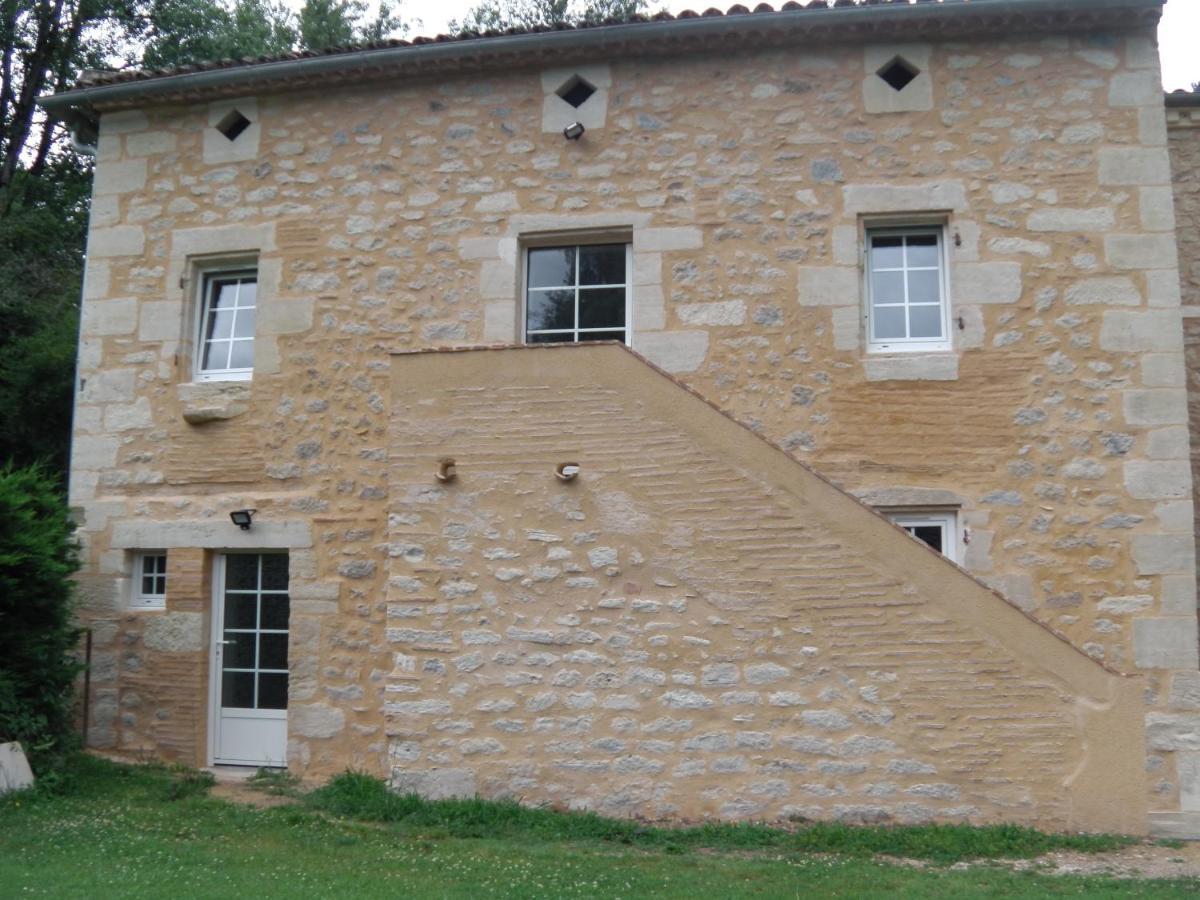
[0,756,1196,898]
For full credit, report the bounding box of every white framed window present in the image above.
[886,511,959,564]
[195,265,257,381]
[865,226,950,353]
[523,243,631,344]
[131,551,167,609]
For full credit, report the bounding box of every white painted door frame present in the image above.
[207,551,289,767]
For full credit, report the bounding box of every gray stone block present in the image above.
[1131,533,1195,575]
[1124,461,1191,500]
[1135,621,1200,670]
[389,767,476,800]
[1098,148,1171,186]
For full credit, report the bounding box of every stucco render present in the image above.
[64,21,1197,833]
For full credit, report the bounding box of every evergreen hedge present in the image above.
[0,465,81,772]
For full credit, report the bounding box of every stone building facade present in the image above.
[43,0,1200,835]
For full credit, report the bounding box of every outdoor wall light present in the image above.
[555,462,581,481]
[562,122,585,141]
[436,458,457,482]
[229,509,256,530]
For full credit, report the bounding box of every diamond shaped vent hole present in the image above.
[556,75,597,109]
[877,57,919,92]
[216,109,252,142]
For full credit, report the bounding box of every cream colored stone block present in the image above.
[81,298,137,336]
[125,130,178,157]
[82,260,111,301]
[1142,354,1186,388]
[112,518,312,549]
[1147,270,1182,308]
[633,227,703,253]
[90,195,120,228]
[1147,427,1190,461]
[1098,148,1171,186]
[259,296,314,336]
[677,300,746,327]
[797,266,858,307]
[1123,389,1187,426]
[93,159,147,196]
[862,44,932,114]
[1027,207,1115,232]
[1104,234,1179,271]
[88,226,145,258]
[1136,620,1200,669]
[139,301,184,342]
[1138,107,1167,146]
[843,181,967,214]
[831,225,859,265]
[863,354,958,381]
[1124,461,1192,500]
[483,301,518,341]
[832,306,861,351]
[203,97,261,164]
[952,262,1022,305]
[1063,277,1141,306]
[633,284,665,332]
[540,64,611,133]
[635,331,708,373]
[101,110,149,134]
[479,259,517,300]
[1139,187,1177,231]
[1108,71,1162,107]
[1100,310,1184,352]
[633,252,662,286]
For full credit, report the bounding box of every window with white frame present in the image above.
[524,243,630,344]
[886,511,959,564]
[866,226,950,352]
[196,266,257,380]
[131,551,167,609]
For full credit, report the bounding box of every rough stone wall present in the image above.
[377,345,1142,832]
[1171,111,1200,307]
[65,26,1195,830]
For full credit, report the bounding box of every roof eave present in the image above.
[41,0,1164,121]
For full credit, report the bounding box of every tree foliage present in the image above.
[0,463,82,773]
[139,0,297,69]
[450,0,650,33]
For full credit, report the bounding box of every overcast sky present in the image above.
[373,0,1199,92]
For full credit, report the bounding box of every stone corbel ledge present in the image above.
[112,518,312,549]
[863,353,959,381]
[851,487,965,508]
[177,380,251,424]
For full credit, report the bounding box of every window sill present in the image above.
[862,352,958,382]
[177,380,251,425]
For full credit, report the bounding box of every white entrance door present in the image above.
[210,552,290,767]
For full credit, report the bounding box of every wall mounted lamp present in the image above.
[562,122,585,141]
[436,458,457,482]
[556,462,581,481]
[229,508,257,530]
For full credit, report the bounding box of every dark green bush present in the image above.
[0,464,82,773]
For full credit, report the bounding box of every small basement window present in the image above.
[215,109,252,142]
[524,243,630,344]
[866,225,950,353]
[196,265,258,381]
[132,552,167,609]
[877,56,920,92]
[556,75,597,109]
[887,512,958,563]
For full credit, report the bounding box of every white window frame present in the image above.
[864,224,951,354]
[131,551,167,609]
[885,510,960,564]
[521,241,633,346]
[194,262,258,382]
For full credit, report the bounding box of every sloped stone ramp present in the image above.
[383,344,1144,834]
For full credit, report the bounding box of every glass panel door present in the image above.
[212,552,289,766]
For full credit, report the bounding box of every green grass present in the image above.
[306,770,1134,863]
[0,755,1195,899]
